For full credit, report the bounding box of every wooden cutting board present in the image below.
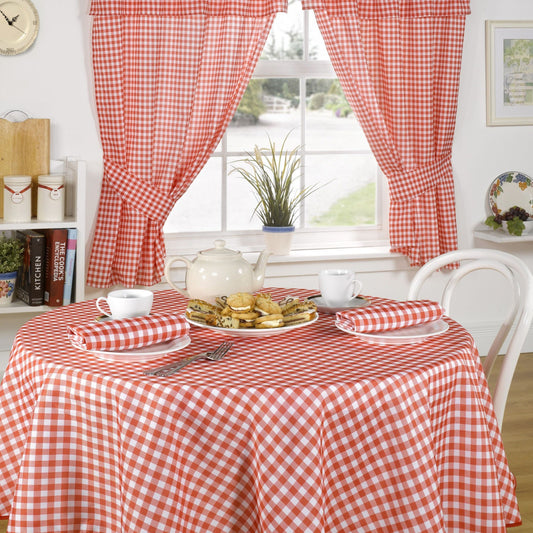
[0,118,50,218]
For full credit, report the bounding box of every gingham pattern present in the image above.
[303,0,470,266]
[67,312,189,352]
[86,3,280,287]
[336,299,444,333]
[89,0,287,16]
[0,289,520,532]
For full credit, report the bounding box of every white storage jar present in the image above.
[37,174,65,222]
[3,175,32,222]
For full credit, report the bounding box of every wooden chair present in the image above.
[408,249,533,429]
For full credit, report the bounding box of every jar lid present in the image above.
[4,175,31,184]
[38,174,64,184]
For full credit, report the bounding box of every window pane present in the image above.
[305,79,368,151]
[163,159,222,233]
[304,154,378,227]
[308,11,329,60]
[226,157,263,231]
[262,2,302,60]
[227,78,301,152]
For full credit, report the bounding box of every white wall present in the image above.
[2,0,533,360]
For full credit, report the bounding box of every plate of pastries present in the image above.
[185,292,318,337]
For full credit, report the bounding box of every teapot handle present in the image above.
[164,256,192,298]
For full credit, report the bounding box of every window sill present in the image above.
[163,244,409,284]
[261,245,398,264]
[245,246,409,276]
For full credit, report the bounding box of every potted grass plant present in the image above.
[232,133,320,255]
[0,235,24,305]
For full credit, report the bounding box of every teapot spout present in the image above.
[252,250,271,292]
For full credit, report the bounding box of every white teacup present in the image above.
[96,289,153,319]
[319,269,362,307]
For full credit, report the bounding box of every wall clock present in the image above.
[0,0,39,56]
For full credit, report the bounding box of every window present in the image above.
[164,3,388,253]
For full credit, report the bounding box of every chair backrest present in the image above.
[407,248,533,429]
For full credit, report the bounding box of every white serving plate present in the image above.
[74,335,191,362]
[308,295,371,314]
[335,319,449,345]
[185,315,318,337]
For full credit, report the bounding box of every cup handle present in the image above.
[352,280,363,298]
[96,297,112,317]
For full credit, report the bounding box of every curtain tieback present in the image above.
[104,159,175,224]
[389,156,452,203]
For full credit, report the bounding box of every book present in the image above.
[15,230,46,306]
[43,228,68,307]
[62,228,77,305]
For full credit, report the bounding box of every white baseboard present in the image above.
[459,320,533,357]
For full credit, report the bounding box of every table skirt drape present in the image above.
[0,289,520,532]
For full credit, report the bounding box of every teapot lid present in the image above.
[199,240,240,257]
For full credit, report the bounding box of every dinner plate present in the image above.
[488,171,533,217]
[308,295,371,314]
[185,315,318,337]
[74,335,191,362]
[335,319,449,345]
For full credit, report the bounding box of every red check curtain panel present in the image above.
[87,1,285,288]
[302,0,470,266]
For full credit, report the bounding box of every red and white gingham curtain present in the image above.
[87,1,285,288]
[302,0,470,266]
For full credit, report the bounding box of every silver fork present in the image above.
[143,341,233,377]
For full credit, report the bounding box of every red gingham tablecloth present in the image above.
[0,289,520,532]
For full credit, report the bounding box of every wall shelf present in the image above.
[474,225,533,243]
[0,157,86,315]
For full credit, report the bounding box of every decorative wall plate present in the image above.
[488,171,533,218]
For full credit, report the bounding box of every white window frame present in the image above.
[164,11,389,257]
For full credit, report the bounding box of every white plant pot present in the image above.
[0,271,18,305]
[262,226,295,255]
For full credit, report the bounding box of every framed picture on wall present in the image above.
[486,20,533,126]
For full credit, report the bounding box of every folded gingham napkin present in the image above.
[335,300,444,333]
[68,313,190,352]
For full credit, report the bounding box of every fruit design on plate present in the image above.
[186,292,317,329]
[485,205,531,236]
[489,171,533,217]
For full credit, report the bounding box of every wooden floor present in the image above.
[0,353,531,532]
[490,352,533,531]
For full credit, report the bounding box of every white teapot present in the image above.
[164,240,271,303]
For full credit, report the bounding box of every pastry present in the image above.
[283,299,317,316]
[187,299,218,314]
[279,297,299,315]
[227,292,256,313]
[255,294,282,316]
[255,314,284,328]
[216,315,240,329]
[283,310,317,325]
[231,310,260,328]
[185,309,218,326]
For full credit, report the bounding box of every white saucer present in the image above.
[309,295,371,314]
[74,335,191,362]
[335,319,449,345]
